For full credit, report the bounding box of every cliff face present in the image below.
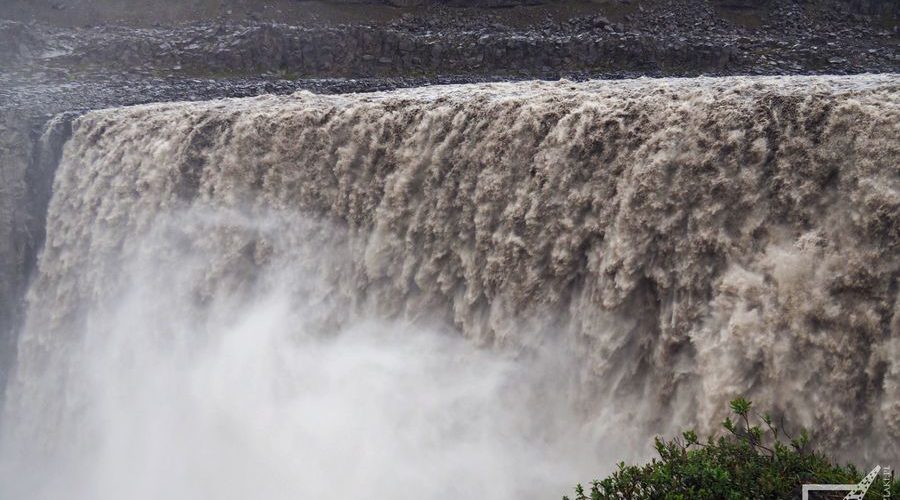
[0,111,32,389]
[0,112,73,402]
[4,76,898,475]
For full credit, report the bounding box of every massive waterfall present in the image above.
[0,75,898,499]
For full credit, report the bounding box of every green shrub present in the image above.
[566,398,899,500]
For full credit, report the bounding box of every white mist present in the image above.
[0,209,610,500]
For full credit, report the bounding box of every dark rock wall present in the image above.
[0,112,33,398]
[0,112,74,400]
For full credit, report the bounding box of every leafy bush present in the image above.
[566,398,899,500]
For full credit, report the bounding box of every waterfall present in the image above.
[1,75,898,498]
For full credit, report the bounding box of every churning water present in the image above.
[0,75,898,498]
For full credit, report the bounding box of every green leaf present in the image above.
[729,397,752,416]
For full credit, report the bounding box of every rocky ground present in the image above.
[4,1,898,84]
[1,1,897,122]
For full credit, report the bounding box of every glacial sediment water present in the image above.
[0,75,898,499]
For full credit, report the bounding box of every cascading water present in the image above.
[0,75,898,498]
